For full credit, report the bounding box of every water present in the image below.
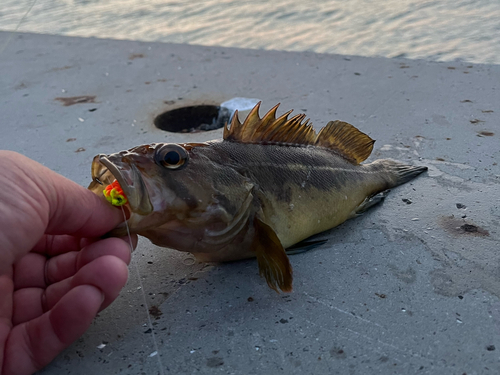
[1,0,500,64]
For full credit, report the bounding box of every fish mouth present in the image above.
[89,154,153,215]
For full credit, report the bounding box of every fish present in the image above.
[88,102,427,292]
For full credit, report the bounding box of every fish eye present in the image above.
[155,144,188,170]
[164,151,180,165]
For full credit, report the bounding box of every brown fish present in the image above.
[88,103,427,292]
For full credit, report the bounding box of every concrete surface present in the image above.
[1,31,499,375]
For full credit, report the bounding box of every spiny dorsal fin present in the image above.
[223,102,316,145]
[316,120,375,164]
[223,102,375,164]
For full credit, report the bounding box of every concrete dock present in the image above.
[1,31,499,374]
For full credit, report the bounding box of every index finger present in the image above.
[3,151,124,237]
[45,179,125,237]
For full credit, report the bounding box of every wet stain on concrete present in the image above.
[55,95,96,106]
[388,265,417,284]
[432,114,450,126]
[430,265,480,297]
[440,216,489,237]
[14,82,27,90]
[94,135,116,147]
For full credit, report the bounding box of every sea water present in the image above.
[1,0,500,64]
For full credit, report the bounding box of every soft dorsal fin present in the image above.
[223,102,375,164]
[316,120,375,164]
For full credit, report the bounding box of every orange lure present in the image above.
[103,180,128,206]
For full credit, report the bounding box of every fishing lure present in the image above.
[103,180,128,206]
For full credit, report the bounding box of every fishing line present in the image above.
[120,205,166,375]
[1,2,164,372]
[0,0,38,57]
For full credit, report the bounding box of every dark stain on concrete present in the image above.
[206,357,224,367]
[129,53,145,60]
[440,216,489,237]
[149,305,163,319]
[55,95,96,106]
[51,65,73,72]
[470,119,485,124]
[477,131,494,137]
[330,347,346,359]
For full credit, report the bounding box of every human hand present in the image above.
[0,151,137,375]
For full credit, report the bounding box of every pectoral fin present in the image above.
[253,218,293,293]
[352,189,390,217]
[286,239,328,255]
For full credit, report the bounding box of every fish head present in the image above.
[88,142,221,235]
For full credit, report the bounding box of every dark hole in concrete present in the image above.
[154,105,229,133]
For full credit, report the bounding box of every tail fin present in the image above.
[368,159,427,188]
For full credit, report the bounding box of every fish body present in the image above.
[89,103,427,291]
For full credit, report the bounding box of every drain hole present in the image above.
[154,105,230,133]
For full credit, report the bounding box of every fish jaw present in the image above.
[88,153,153,216]
[88,143,226,238]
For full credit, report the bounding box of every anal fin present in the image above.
[253,218,293,293]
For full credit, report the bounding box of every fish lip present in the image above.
[98,156,154,215]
